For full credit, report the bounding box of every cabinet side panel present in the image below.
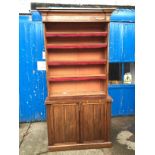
[105,101,111,141]
[46,104,53,145]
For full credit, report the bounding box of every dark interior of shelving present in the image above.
[109,63,122,84]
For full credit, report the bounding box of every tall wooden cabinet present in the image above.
[38,8,113,151]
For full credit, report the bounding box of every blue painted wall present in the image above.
[108,84,135,116]
[109,23,135,62]
[19,9,135,122]
[109,9,135,62]
[109,9,135,116]
[19,15,47,122]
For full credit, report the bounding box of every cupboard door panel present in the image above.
[47,103,79,144]
[80,100,105,142]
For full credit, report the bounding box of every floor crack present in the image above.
[100,148,105,154]
[19,123,31,148]
[36,150,49,155]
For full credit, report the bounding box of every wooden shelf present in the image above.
[48,74,106,82]
[46,43,107,49]
[47,60,106,66]
[46,32,108,37]
[49,91,106,98]
[48,74,105,78]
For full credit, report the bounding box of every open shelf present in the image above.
[45,21,108,98]
[46,43,107,49]
[48,74,106,82]
[48,65,106,77]
[47,48,107,62]
[46,31,108,37]
[47,60,106,66]
[48,91,106,98]
[48,74,105,78]
[46,36,107,44]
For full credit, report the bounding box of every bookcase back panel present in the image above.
[47,49,106,61]
[48,65,106,77]
[49,80,106,96]
[48,51,106,62]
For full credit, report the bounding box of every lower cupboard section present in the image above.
[46,97,112,151]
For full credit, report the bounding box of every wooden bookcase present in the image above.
[38,8,114,151]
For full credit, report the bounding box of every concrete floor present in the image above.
[19,116,135,155]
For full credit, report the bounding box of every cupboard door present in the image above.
[47,103,79,145]
[80,100,106,142]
